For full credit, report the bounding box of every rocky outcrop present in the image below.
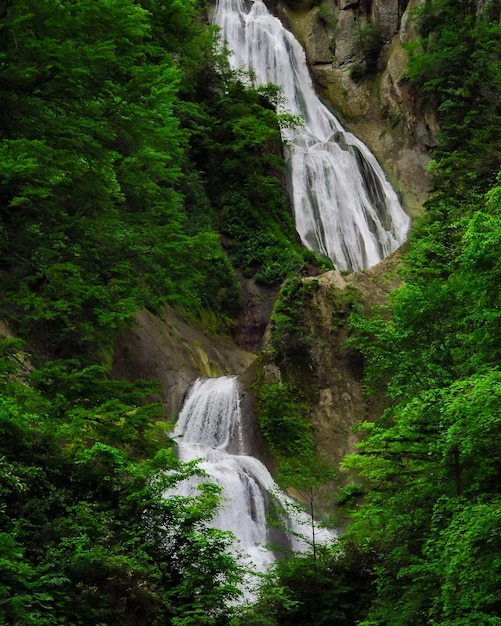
[272,0,437,216]
[111,249,400,470]
[232,273,282,352]
[259,249,404,508]
[112,304,256,419]
[306,255,403,460]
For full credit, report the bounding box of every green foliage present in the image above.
[335,483,365,507]
[0,0,244,357]
[0,344,241,625]
[344,177,496,582]
[0,0,318,359]
[350,22,385,81]
[334,3,501,622]
[258,382,313,456]
[220,192,304,285]
[7,0,501,621]
[232,544,374,626]
[317,3,338,30]
[422,497,501,625]
[256,378,337,556]
[343,168,501,624]
[359,23,384,64]
[180,70,319,287]
[406,0,501,197]
[341,371,501,624]
[0,0,336,620]
[269,276,320,366]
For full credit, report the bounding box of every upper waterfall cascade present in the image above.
[169,376,335,583]
[213,0,410,271]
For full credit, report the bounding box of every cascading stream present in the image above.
[213,0,410,271]
[169,376,334,584]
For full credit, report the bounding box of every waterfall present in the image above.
[213,0,410,271]
[169,376,334,587]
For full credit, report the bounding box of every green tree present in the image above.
[232,542,374,626]
[0,342,242,625]
[342,174,501,623]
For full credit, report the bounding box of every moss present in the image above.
[269,276,319,368]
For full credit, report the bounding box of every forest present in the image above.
[0,0,500,624]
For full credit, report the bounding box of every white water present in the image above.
[169,376,334,585]
[213,0,410,271]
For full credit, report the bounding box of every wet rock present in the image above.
[112,304,256,419]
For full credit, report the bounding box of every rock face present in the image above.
[109,251,401,501]
[307,257,403,462]
[260,250,404,507]
[112,304,256,420]
[272,0,437,216]
[232,273,282,352]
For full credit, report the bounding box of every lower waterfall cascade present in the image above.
[168,376,336,592]
[213,0,411,271]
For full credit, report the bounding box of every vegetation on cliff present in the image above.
[339,3,501,622]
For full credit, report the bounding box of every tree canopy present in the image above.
[336,2,501,622]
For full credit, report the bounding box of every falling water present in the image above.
[213,0,410,271]
[169,376,334,583]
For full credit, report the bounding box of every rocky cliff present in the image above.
[112,305,257,420]
[108,250,403,508]
[257,250,404,511]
